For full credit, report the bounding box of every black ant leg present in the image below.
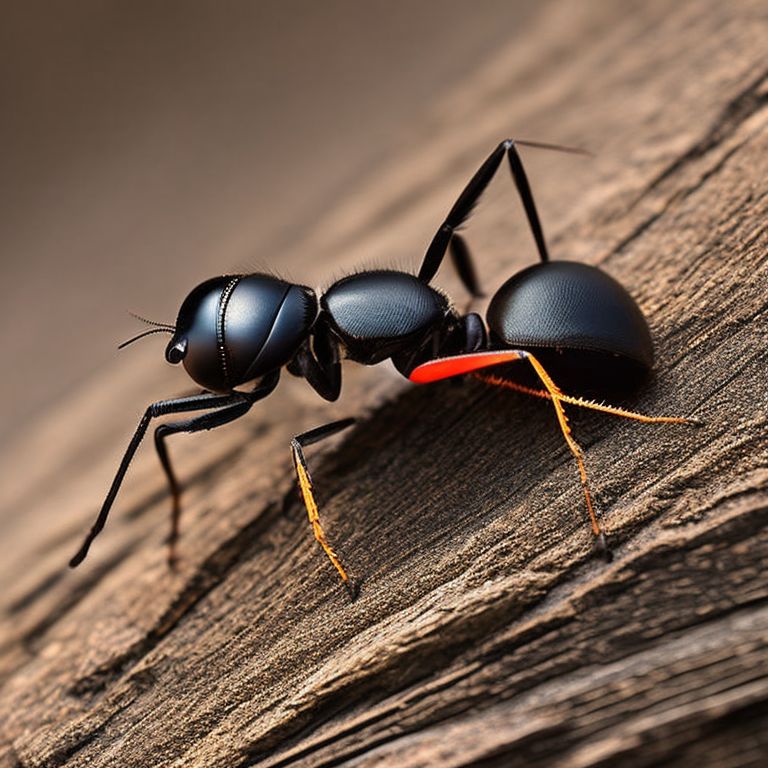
[153,371,281,565]
[419,139,587,290]
[419,141,508,292]
[69,391,244,567]
[287,313,341,401]
[154,400,253,567]
[449,234,484,298]
[506,142,548,264]
[290,418,357,598]
[461,312,487,353]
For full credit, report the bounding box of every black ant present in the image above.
[70,139,698,597]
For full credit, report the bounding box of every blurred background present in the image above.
[0,0,534,449]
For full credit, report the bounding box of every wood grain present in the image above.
[1,2,767,766]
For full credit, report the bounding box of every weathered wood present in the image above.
[1,1,767,766]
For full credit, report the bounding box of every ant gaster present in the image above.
[70,139,697,597]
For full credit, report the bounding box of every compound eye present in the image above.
[165,337,188,364]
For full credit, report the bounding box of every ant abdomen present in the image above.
[487,261,654,392]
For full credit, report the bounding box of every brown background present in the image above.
[0,0,530,447]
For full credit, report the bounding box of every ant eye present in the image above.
[165,337,188,364]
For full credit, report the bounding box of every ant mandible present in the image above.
[70,139,698,597]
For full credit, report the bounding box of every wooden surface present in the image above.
[1,1,767,766]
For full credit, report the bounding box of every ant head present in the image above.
[167,274,317,392]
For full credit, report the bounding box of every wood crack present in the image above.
[633,68,768,204]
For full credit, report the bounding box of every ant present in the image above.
[70,139,698,597]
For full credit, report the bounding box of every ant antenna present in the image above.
[118,327,175,350]
[128,311,175,330]
[514,139,594,157]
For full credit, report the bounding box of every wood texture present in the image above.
[1,2,767,766]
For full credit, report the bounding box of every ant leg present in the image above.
[409,349,693,560]
[505,142,548,264]
[507,353,695,561]
[418,139,589,289]
[71,372,281,569]
[290,418,357,598]
[482,354,610,559]
[503,139,589,264]
[287,313,341,402]
[461,312,487,353]
[418,141,507,290]
[472,371,699,425]
[69,391,245,567]
[154,400,254,567]
[449,234,484,299]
